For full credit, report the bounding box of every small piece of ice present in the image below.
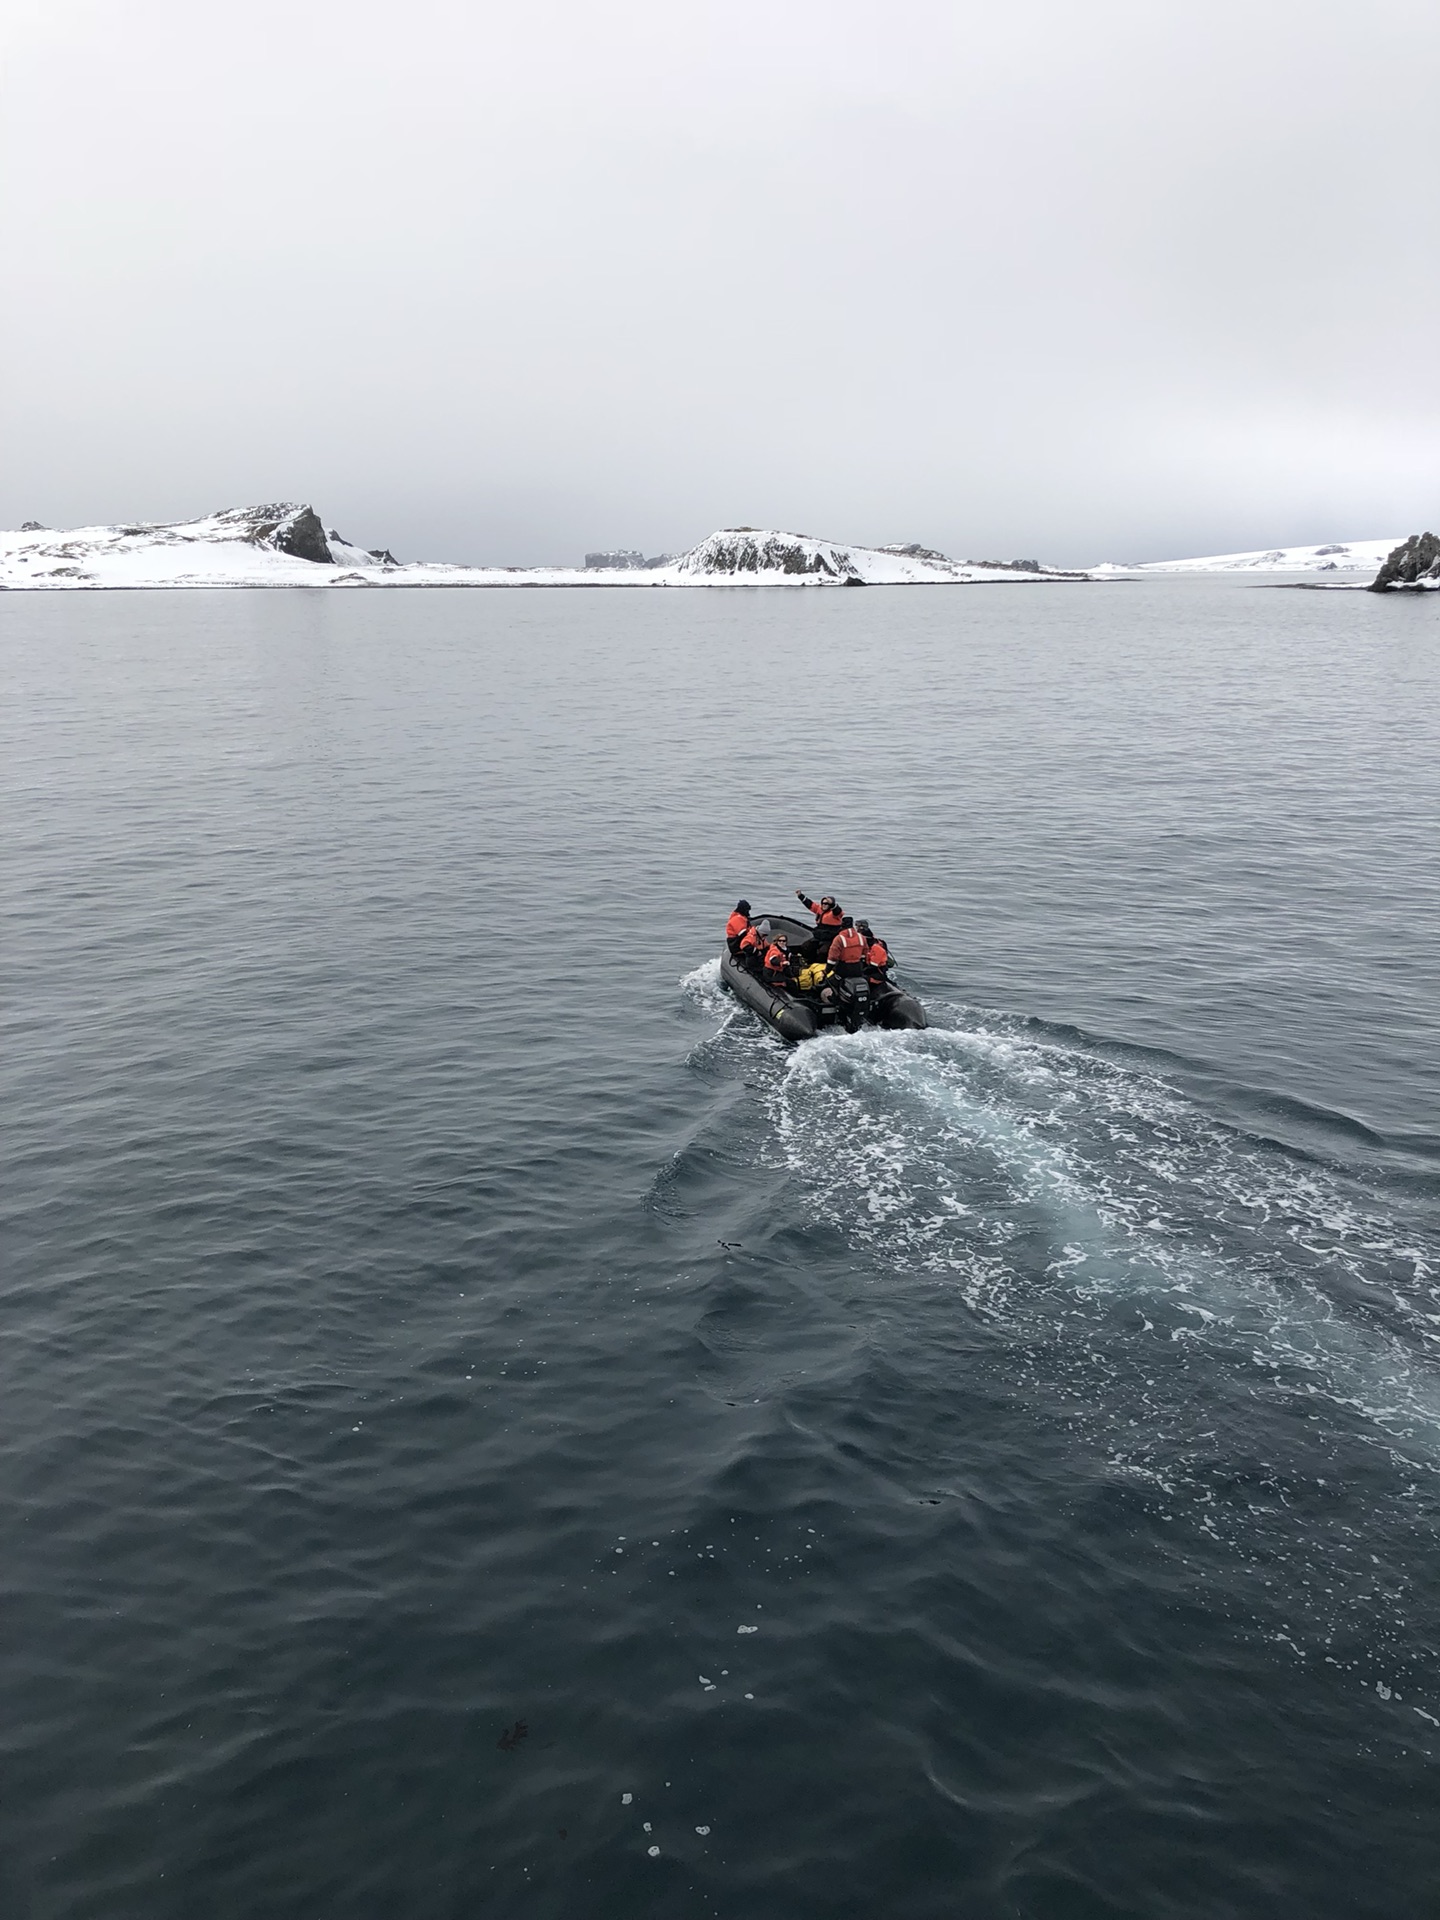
[737,1625,758,1634]
[621,1793,632,1805]
[648,1844,660,1857]
[695,1825,711,1835]
[1377,1681,1393,1700]
[643,1822,652,1833]
[698,1675,711,1684]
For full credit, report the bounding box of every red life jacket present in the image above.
[725,910,750,942]
[827,925,866,966]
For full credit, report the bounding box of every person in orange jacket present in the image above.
[738,920,765,971]
[857,920,892,986]
[796,890,845,934]
[826,916,868,980]
[725,899,753,958]
[762,931,793,988]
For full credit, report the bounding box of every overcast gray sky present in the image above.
[2,0,1436,566]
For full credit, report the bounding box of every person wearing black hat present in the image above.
[724,899,753,959]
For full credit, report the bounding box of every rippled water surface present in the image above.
[3,580,1438,1918]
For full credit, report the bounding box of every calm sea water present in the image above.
[2,579,1438,1919]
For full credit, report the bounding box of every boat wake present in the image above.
[678,973,1440,1685]
[770,1019,1440,1458]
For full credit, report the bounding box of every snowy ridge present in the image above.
[1091,537,1403,576]
[5,506,1412,591]
[0,509,1092,590]
[669,528,1084,585]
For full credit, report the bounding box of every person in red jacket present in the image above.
[738,920,765,972]
[725,900,753,958]
[796,890,845,932]
[857,920,892,986]
[826,916,867,980]
[762,932,793,988]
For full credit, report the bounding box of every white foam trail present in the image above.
[767,1021,1440,1461]
[679,956,729,1019]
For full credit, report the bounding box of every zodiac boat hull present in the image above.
[718,912,927,1044]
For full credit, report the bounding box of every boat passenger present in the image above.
[826,916,868,980]
[796,890,845,934]
[858,920,892,986]
[725,899,753,958]
[762,932,792,988]
[738,920,765,971]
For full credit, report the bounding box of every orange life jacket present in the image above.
[866,939,890,970]
[739,924,762,954]
[725,910,750,942]
[802,894,845,928]
[828,925,866,966]
[763,942,789,977]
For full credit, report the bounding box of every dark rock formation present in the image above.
[20,520,46,531]
[878,542,955,564]
[1368,531,1440,591]
[585,549,646,569]
[216,503,333,563]
[269,506,333,564]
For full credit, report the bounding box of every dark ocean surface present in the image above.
[2,578,1438,1918]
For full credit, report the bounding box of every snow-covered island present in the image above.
[1089,537,1404,576]
[2,504,1431,590]
[0,507,1090,591]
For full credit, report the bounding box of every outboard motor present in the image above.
[842,973,871,1032]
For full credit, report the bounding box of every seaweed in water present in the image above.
[497,1719,528,1752]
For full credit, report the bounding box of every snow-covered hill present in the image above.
[1090,537,1402,576]
[0,509,1092,590]
[0,505,402,589]
[669,528,1083,585]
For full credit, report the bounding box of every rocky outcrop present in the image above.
[213,503,333,563]
[1368,531,1440,591]
[674,529,864,581]
[878,542,954,564]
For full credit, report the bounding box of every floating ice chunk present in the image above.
[1415,1707,1439,1727]
[737,1625,758,1634]
[643,1822,652,1832]
[695,1825,711,1835]
[1376,1681,1393,1700]
[648,1844,661,1857]
[745,1692,754,1699]
[698,1675,711,1684]
[621,1793,632,1805]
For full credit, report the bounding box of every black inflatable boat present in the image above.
[719,912,927,1043]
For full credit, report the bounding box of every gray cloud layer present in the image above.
[2,0,1436,565]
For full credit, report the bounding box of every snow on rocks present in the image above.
[1367,531,1440,591]
[0,508,1095,590]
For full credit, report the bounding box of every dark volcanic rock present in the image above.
[217,503,335,563]
[20,520,47,531]
[1368,531,1440,591]
[270,506,333,564]
[878,542,955,563]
